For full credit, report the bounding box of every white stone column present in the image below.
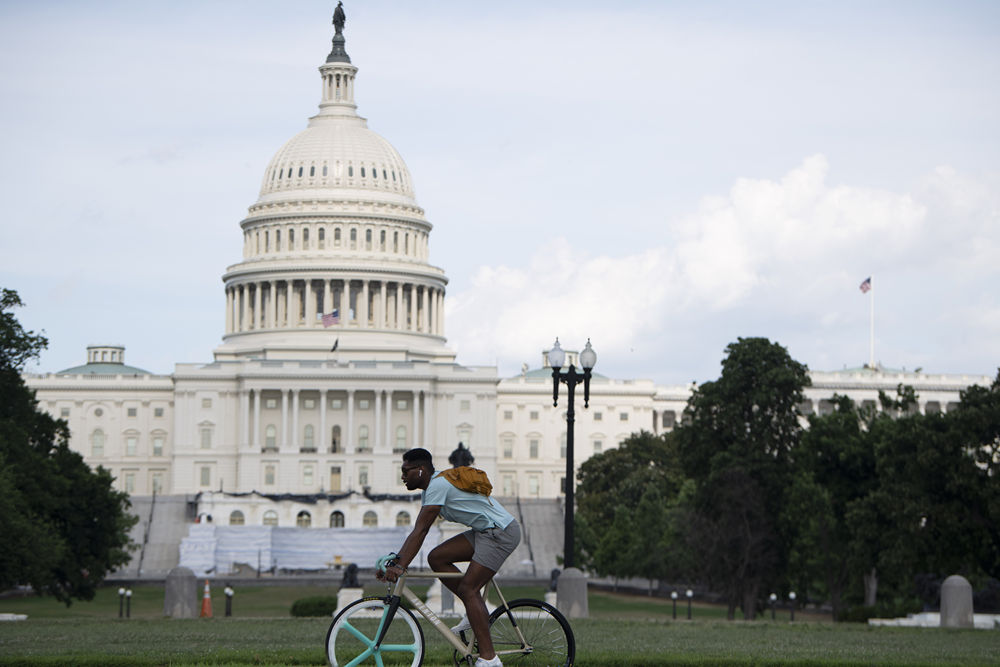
[268,281,277,329]
[238,284,247,332]
[423,391,431,447]
[411,391,419,449]
[285,281,293,328]
[225,287,233,334]
[241,389,250,448]
[291,389,300,450]
[304,280,314,327]
[346,390,355,452]
[344,280,352,325]
[374,389,382,450]
[385,390,394,451]
[379,282,387,329]
[281,388,289,450]
[395,284,402,330]
[320,389,328,454]
[361,280,370,328]
[323,279,331,317]
[253,389,261,449]
[408,285,416,331]
[437,290,445,336]
[255,283,263,329]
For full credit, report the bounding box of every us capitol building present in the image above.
[24,10,992,575]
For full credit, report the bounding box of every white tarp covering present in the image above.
[179,524,441,576]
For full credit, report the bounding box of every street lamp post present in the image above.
[769,593,777,620]
[118,587,125,618]
[125,589,132,618]
[686,589,693,619]
[671,591,678,620]
[789,591,796,622]
[547,338,596,569]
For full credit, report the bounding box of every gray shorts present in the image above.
[462,519,521,573]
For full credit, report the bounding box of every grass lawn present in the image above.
[1,584,998,665]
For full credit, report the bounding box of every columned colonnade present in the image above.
[238,387,433,453]
[224,277,444,336]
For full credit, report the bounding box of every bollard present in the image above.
[118,587,125,618]
[789,592,796,622]
[671,591,677,620]
[126,589,132,618]
[224,585,234,617]
[686,589,693,620]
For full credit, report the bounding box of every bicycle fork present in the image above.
[373,595,402,650]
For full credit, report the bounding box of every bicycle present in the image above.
[325,554,575,666]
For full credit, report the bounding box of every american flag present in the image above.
[859,277,871,294]
[322,310,340,327]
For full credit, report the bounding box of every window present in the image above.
[593,440,603,454]
[334,228,341,246]
[560,433,567,458]
[365,229,372,249]
[200,428,212,449]
[594,412,602,422]
[529,411,539,421]
[460,400,471,411]
[359,465,369,487]
[303,228,310,249]
[380,230,386,249]
[358,425,369,451]
[124,472,135,493]
[304,398,315,409]
[202,398,212,409]
[363,511,378,527]
[331,425,341,453]
[396,511,411,527]
[503,410,513,420]
[318,227,325,248]
[151,472,164,494]
[358,399,370,409]
[230,511,245,526]
[154,407,164,418]
[265,424,277,450]
[330,511,345,528]
[199,466,211,487]
[502,438,513,459]
[560,477,566,494]
[127,407,137,417]
[289,228,295,249]
[126,436,137,457]
[502,475,514,496]
[263,510,278,526]
[395,426,407,452]
[60,407,70,418]
[91,429,105,457]
[620,412,629,422]
[303,425,315,450]
[296,511,312,528]
[266,398,277,409]
[397,399,408,410]
[330,465,342,492]
[303,464,314,486]
[361,166,366,178]
[529,439,539,459]
[265,465,276,486]
[310,165,315,177]
[528,475,540,497]
[331,399,342,409]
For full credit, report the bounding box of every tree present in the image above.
[0,288,136,603]
[675,337,809,619]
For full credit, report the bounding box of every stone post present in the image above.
[556,567,588,618]
[940,574,974,628]
[164,567,198,618]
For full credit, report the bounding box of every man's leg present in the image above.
[428,536,500,661]
[427,533,475,597]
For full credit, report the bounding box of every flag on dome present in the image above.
[859,277,871,293]
[322,310,340,327]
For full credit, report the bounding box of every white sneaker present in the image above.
[450,614,471,634]
[475,657,503,667]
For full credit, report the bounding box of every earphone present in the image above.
[419,469,423,477]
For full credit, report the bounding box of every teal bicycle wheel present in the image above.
[325,596,424,667]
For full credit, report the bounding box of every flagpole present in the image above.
[869,275,875,369]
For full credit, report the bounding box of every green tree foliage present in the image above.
[0,289,136,604]
[575,431,685,584]
[675,337,809,619]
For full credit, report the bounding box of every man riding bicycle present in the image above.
[377,447,521,667]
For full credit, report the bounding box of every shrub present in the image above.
[836,598,922,623]
[290,595,339,617]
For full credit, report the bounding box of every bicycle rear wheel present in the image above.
[488,599,575,667]
[325,596,424,667]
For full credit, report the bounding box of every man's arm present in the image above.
[385,504,441,578]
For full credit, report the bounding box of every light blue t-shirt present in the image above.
[422,472,515,532]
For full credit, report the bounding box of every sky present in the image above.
[1,0,998,386]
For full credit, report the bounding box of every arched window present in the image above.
[265,424,276,450]
[276,230,281,250]
[380,230,386,250]
[334,227,341,245]
[363,511,378,527]
[365,229,372,249]
[309,165,315,177]
[303,227,310,249]
[348,165,354,177]
[91,429,105,457]
[263,510,278,526]
[322,165,328,177]
[297,166,303,177]
[330,511,345,528]
[303,424,315,450]
[229,510,245,526]
[289,228,295,250]
[358,425,369,451]
[396,511,411,527]
[296,510,312,528]
[395,425,407,452]
[361,166,366,178]
[318,228,325,249]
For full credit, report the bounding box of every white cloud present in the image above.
[448,156,999,379]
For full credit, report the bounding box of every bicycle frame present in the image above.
[381,569,527,661]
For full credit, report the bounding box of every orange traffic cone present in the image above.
[200,579,213,618]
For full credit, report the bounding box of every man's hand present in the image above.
[381,563,405,582]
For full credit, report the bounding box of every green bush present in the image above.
[289,595,339,617]
[836,598,923,623]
